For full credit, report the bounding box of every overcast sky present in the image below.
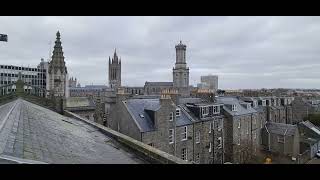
[1,16,320,89]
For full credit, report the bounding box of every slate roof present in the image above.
[265,122,297,136]
[300,121,320,137]
[216,96,257,116]
[124,99,158,132]
[0,99,146,164]
[124,98,193,132]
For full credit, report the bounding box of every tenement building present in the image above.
[108,89,225,164]
[216,96,264,164]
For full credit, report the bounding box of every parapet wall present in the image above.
[64,110,191,164]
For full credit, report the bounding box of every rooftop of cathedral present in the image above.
[0,99,146,164]
[0,98,189,164]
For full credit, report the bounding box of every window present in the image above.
[247,121,249,134]
[202,106,209,115]
[176,108,181,117]
[262,100,266,106]
[181,126,187,141]
[181,148,187,161]
[238,119,241,129]
[218,137,222,149]
[209,142,212,153]
[277,136,284,143]
[169,112,174,121]
[238,136,241,145]
[218,121,222,131]
[169,129,174,144]
[195,153,200,164]
[209,122,212,133]
[232,104,237,111]
[213,106,220,114]
[253,118,257,125]
[253,132,257,140]
[196,131,200,144]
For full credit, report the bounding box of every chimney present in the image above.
[116,87,131,103]
[160,88,179,105]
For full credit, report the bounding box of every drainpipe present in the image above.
[284,129,288,155]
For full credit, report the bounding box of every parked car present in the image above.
[316,150,320,158]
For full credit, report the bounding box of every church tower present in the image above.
[108,49,121,90]
[173,41,189,95]
[48,31,69,97]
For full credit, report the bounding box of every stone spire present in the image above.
[112,48,118,63]
[49,31,67,74]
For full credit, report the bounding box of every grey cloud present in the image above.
[1,16,320,89]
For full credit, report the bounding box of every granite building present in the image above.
[48,31,69,98]
[173,41,190,96]
[108,49,121,90]
[200,75,219,92]
[216,96,264,164]
[108,89,225,163]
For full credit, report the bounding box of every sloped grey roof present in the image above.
[300,121,320,136]
[0,99,145,164]
[124,99,158,132]
[216,96,257,116]
[124,98,193,132]
[176,105,193,127]
[145,82,173,86]
[178,97,207,105]
[266,122,297,136]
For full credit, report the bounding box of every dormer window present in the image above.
[213,106,220,114]
[247,104,251,109]
[176,108,181,117]
[232,104,237,111]
[202,106,209,116]
[262,100,266,106]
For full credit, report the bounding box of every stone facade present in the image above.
[108,90,224,163]
[69,77,77,88]
[173,41,190,97]
[48,31,69,98]
[144,82,173,95]
[108,49,121,90]
[261,122,300,159]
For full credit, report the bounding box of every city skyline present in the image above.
[1,16,320,89]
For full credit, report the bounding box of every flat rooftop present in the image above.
[0,99,146,164]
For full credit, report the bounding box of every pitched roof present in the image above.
[124,98,193,132]
[300,121,320,136]
[124,99,158,132]
[216,96,257,116]
[266,122,297,136]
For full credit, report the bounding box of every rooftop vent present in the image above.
[139,114,145,118]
